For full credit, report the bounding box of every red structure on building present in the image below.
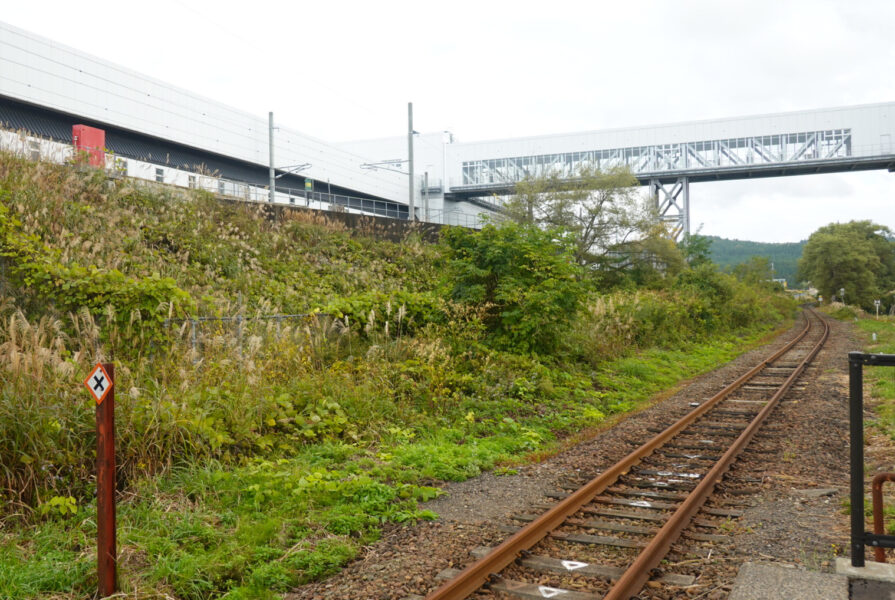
[72,124,105,167]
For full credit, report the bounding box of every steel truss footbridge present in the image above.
[443,103,895,237]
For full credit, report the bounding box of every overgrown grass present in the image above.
[0,152,798,598]
[850,313,895,434]
[0,324,781,600]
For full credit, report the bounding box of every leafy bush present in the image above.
[829,305,858,321]
[0,199,194,349]
[441,223,586,353]
[572,270,794,366]
[0,151,801,599]
[322,290,443,336]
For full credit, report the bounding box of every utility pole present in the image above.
[423,171,430,222]
[269,112,275,203]
[407,102,415,221]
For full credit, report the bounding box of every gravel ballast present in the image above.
[287,314,868,599]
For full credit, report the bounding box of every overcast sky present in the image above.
[6,0,893,242]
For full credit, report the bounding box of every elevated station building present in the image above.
[350,103,895,235]
[0,21,491,226]
[2,20,894,233]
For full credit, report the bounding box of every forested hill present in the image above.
[707,236,805,286]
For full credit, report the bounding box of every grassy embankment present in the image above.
[826,305,895,531]
[0,152,795,599]
[841,306,895,432]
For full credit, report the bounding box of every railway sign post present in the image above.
[83,363,116,597]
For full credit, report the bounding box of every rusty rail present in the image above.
[426,310,825,600]
[604,308,828,599]
[872,473,895,563]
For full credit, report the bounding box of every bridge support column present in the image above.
[649,177,689,239]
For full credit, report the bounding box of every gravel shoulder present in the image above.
[287,315,872,600]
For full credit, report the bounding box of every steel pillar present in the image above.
[649,177,689,239]
[268,112,275,203]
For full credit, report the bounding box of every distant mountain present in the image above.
[706,236,806,287]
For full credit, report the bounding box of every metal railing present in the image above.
[425,208,492,229]
[849,351,895,566]
[0,127,487,229]
[446,141,895,190]
[207,179,410,220]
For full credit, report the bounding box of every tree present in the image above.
[706,236,804,287]
[504,165,658,271]
[679,233,714,268]
[501,164,688,288]
[798,220,895,310]
[611,223,687,287]
[441,222,586,354]
[732,256,774,287]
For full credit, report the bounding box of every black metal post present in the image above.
[850,351,866,567]
[849,352,895,566]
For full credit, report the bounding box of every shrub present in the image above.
[441,223,586,354]
[0,198,194,351]
[322,290,443,336]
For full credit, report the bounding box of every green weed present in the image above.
[0,151,798,598]
[851,314,895,436]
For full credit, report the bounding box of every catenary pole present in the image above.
[424,171,429,222]
[269,112,275,202]
[407,102,415,221]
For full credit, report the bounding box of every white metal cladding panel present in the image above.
[446,103,895,166]
[0,21,407,201]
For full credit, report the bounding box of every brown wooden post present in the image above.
[96,363,116,597]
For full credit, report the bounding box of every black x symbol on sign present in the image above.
[93,374,106,392]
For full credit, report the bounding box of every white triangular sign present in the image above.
[538,586,568,598]
[560,560,588,571]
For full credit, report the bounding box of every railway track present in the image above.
[423,308,830,600]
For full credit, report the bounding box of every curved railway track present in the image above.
[425,308,830,600]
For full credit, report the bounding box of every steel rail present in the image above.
[425,310,819,600]
[603,307,829,599]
